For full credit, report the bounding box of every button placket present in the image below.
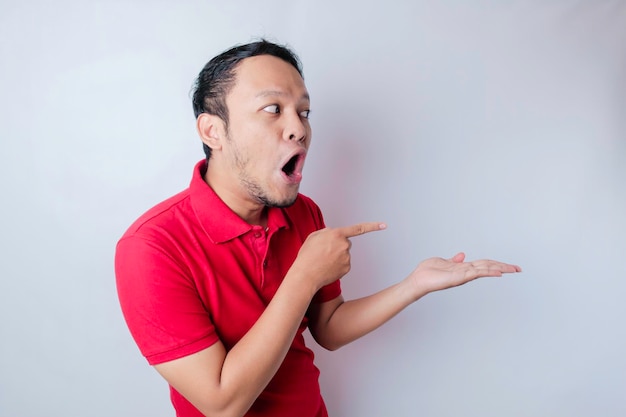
[251,226,268,287]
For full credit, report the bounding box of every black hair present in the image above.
[191,39,303,160]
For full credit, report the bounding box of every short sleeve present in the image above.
[115,234,219,365]
[311,280,342,303]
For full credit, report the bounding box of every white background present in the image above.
[1,1,625,416]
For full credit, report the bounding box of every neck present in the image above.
[203,163,267,226]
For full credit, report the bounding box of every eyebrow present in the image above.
[255,90,310,102]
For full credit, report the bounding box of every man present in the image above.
[115,40,521,417]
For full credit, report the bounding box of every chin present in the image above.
[266,196,298,208]
[259,191,299,208]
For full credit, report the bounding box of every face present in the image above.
[221,55,312,208]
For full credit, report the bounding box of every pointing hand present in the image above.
[291,222,387,289]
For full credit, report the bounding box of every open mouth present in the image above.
[282,155,299,176]
[281,152,305,183]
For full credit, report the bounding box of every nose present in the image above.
[284,112,307,143]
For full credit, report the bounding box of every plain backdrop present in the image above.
[1,1,625,416]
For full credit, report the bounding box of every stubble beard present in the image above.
[241,177,298,208]
[229,132,298,209]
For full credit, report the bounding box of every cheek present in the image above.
[238,121,275,145]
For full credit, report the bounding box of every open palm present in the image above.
[411,252,522,294]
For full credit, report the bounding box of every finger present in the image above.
[463,263,504,280]
[450,252,465,263]
[468,260,522,274]
[336,222,387,238]
[485,260,522,273]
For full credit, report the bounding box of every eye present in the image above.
[262,104,280,114]
[300,110,311,119]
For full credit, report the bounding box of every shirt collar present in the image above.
[189,160,288,243]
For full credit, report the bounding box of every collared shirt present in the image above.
[115,160,340,417]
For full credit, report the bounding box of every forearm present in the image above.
[156,273,318,417]
[218,276,316,412]
[311,253,522,352]
[314,278,425,350]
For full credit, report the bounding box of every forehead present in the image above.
[229,55,308,100]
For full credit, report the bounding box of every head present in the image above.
[193,40,312,211]
[192,40,304,161]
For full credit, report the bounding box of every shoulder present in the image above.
[118,188,193,244]
[115,189,196,287]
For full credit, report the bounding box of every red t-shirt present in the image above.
[115,160,341,417]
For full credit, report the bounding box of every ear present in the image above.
[196,113,226,151]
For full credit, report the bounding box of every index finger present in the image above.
[336,222,387,238]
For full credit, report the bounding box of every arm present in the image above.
[153,222,385,417]
[309,252,522,351]
[154,274,317,417]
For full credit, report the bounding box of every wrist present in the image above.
[283,266,319,300]
[401,273,430,303]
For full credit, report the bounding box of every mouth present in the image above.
[280,151,306,184]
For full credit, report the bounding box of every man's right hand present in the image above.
[289,222,387,290]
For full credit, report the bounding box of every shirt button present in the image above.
[263,260,268,268]
[254,232,262,238]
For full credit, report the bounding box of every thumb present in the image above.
[450,252,465,263]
